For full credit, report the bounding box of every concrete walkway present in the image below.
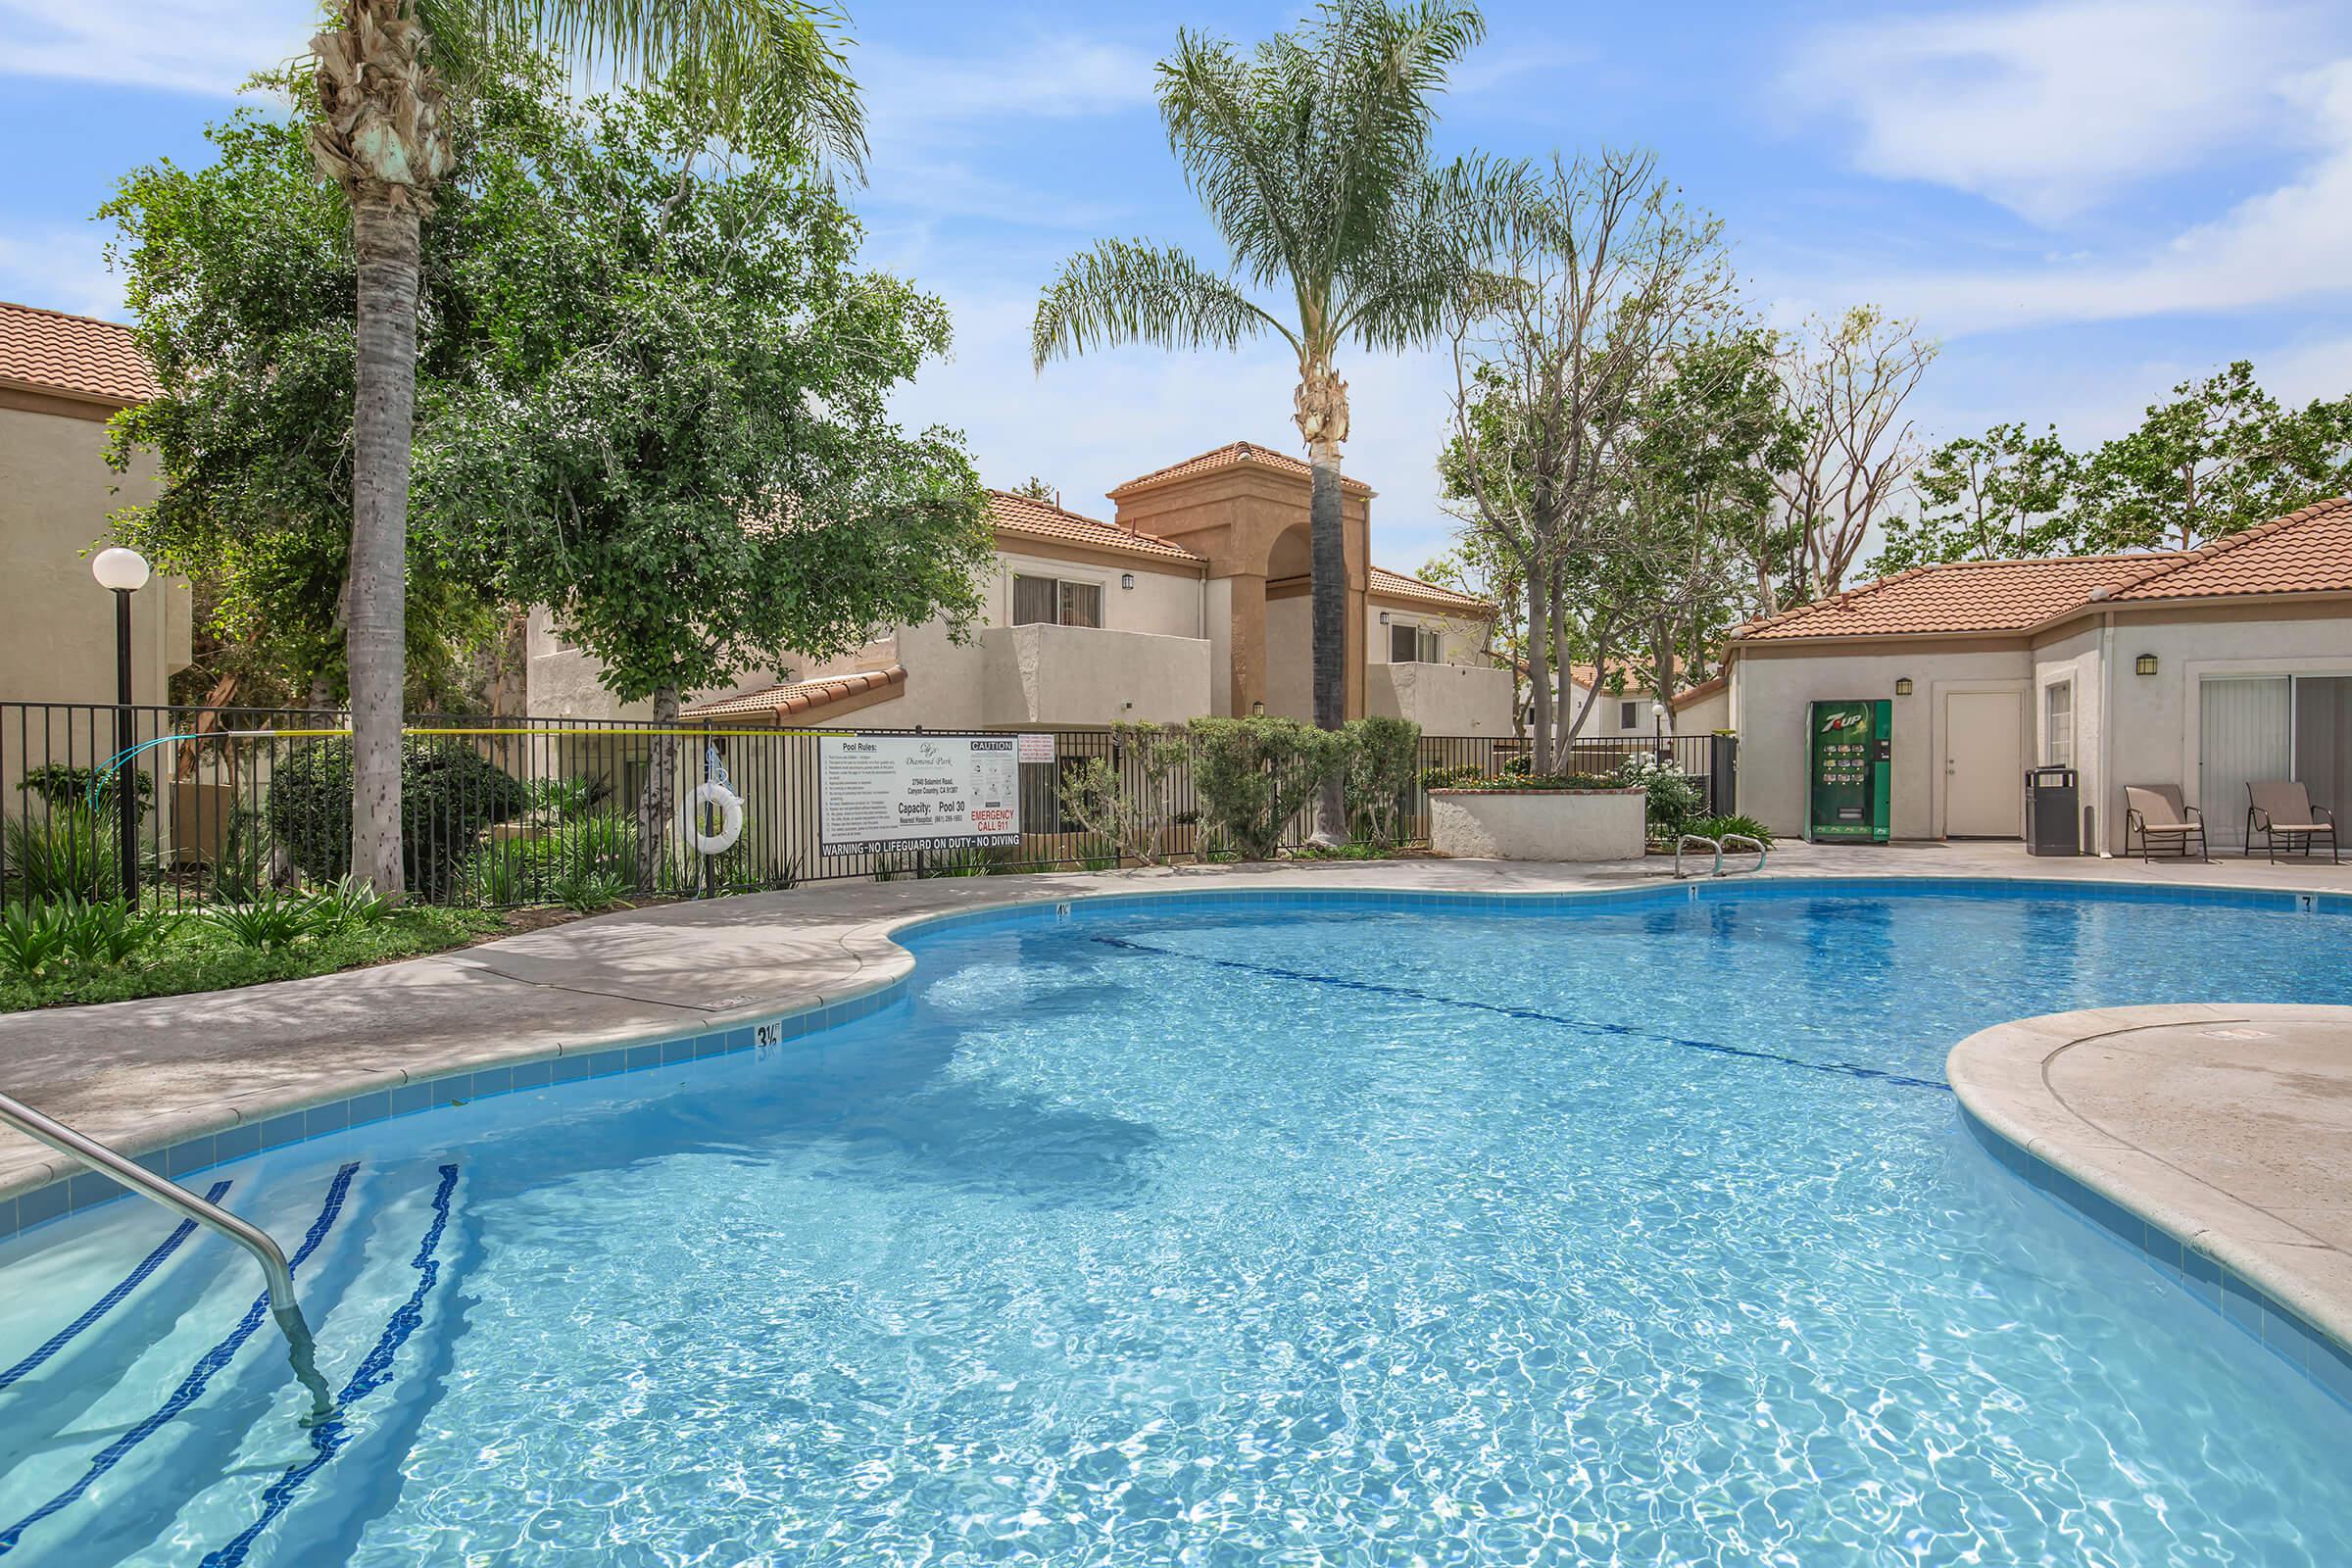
[5,840,2349,1345]
[1950,1004,2352,1381]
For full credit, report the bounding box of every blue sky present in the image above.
[6,0,2352,571]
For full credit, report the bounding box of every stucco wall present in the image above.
[1262,593,1312,720]
[980,623,1211,727]
[2089,603,2352,850]
[1429,788,1646,860]
[1673,685,1731,735]
[0,403,182,709]
[1729,642,2034,839]
[1366,660,1515,737]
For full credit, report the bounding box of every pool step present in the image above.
[0,1162,465,1567]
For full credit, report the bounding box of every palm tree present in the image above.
[1033,1,1511,841]
[307,0,864,894]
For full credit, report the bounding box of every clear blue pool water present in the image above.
[3,886,2351,1566]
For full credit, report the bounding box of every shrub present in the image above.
[208,806,277,904]
[1060,722,1190,866]
[17,764,152,824]
[314,874,394,928]
[1341,717,1422,847]
[207,889,325,952]
[269,737,530,898]
[4,807,126,905]
[462,811,640,906]
[1614,752,1706,832]
[1187,715,1346,859]
[551,867,632,913]
[0,903,69,980]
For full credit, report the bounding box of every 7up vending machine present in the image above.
[1807,700,1892,842]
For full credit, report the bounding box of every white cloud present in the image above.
[0,0,314,96]
[1770,58,2352,339]
[1800,0,2315,222]
[858,35,1156,131]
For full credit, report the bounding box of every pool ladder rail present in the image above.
[0,1089,336,1422]
[1673,832,1768,880]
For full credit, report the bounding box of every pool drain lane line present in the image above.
[0,1180,233,1393]
[1087,936,1950,1093]
[199,1163,461,1568]
[0,1163,362,1557]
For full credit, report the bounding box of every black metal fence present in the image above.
[0,701,1735,910]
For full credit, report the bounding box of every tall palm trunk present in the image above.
[312,0,451,898]
[349,193,419,895]
[1298,358,1350,844]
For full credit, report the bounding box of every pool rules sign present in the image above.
[818,734,1022,857]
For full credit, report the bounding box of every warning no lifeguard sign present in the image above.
[818,734,1022,857]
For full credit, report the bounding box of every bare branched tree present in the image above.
[1440,146,1735,769]
[1767,306,1936,608]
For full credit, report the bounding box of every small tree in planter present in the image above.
[1187,716,1347,859]
[1061,722,1190,867]
[1342,716,1422,848]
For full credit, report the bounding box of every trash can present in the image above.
[2025,766,2080,856]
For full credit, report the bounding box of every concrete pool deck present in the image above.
[4,839,2349,1356]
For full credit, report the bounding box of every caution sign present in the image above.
[819,734,1022,856]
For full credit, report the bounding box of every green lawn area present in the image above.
[0,904,505,1012]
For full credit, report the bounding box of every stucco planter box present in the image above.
[1427,787,1646,861]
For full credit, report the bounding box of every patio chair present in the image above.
[2245,780,2340,864]
[2123,785,2207,863]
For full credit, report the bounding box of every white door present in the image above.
[1944,691,2023,837]
[2199,676,2291,848]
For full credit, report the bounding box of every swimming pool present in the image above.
[2,883,2348,1565]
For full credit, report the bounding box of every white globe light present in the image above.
[91,547,151,593]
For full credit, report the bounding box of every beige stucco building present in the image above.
[0,302,187,711]
[530,443,1514,738]
[1720,499,2352,853]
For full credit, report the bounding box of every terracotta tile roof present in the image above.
[2107,496,2352,601]
[1107,440,1373,499]
[0,299,161,407]
[1367,564,1491,615]
[986,489,1204,564]
[1730,553,2178,642]
[682,665,906,721]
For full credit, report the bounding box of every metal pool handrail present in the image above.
[0,1089,335,1422]
[1718,833,1769,876]
[1674,833,1722,879]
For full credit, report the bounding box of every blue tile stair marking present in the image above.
[0,1163,362,1556]
[0,1180,233,1393]
[200,1163,461,1568]
[1088,934,1951,1092]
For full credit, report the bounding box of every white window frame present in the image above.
[2043,679,2074,768]
[1386,619,1441,664]
[1008,568,1108,629]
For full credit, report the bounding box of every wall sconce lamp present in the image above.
[1120,572,1135,590]
[2135,653,2159,676]
[1893,677,1913,696]
[1378,612,1390,625]
[1251,700,1266,715]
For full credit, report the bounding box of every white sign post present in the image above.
[818,734,1022,858]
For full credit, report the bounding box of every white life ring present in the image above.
[683,781,745,856]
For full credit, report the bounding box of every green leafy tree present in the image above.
[1868,422,2078,575]
[1619,328,1803,710]
[99,66,521,718]
[305,0,865,895]
[419,74,992,885]
[2074,361,2352,552]
[1035,0,1515,841]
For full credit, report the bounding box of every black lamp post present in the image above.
[91,546,151,906]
